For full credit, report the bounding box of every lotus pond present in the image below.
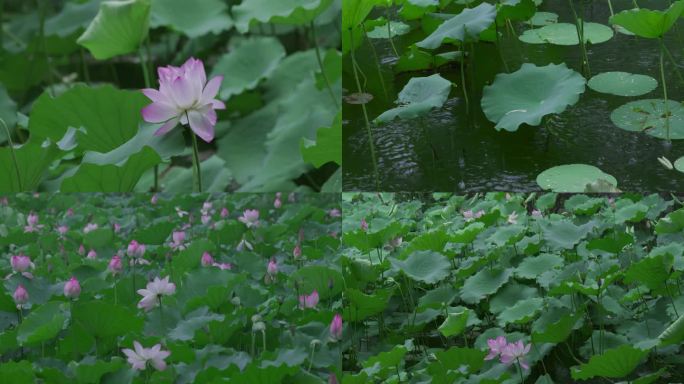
[0,0,341,193]
[341,192,684,383]
[342,0,684,192]
[0,193,343,383]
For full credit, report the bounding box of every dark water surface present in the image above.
[343,0,684,192]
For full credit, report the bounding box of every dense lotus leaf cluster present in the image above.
[0,193,343,383]
[341,192,684,383]
[0,0,341,193]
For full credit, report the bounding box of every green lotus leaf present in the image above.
[0,138,60,192]
[367,21,411,39]
[609,1,684,39]
[610,99,684,140]
[77,0,151,60]
[45,0,103,37]
[415,3,496,49]
[515,253,564,280]
[570,345,649,380]
[588,72,658,97]
[211,37,286,100]
[0,85,17,144]
[438,309,470,337]
[624,254,672,290]
[390,250,451,284]
[614,203,649,224]
[532,313,582,344]
[460,268,512,304]
[342,0,384,30]
[375,74,452,124]
[497,297,544,326]
[659,313,684,346]
[17,302,69,346]
[151,0,233,38]
[233,0,333,34]
[674,156,684,173]
[496,0,536,23]
[481,63,586,132]
[29,84,149,153]
[542,219,596,250]
[71,301,144,339]
[519,22,613,45]
[528,11,559,27]
[301,112,341,167]
[536,164,617,193]
[344,288,393,321]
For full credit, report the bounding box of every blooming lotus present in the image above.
[239,209,259,228]
[63,277,81,299]
[10,254,33,273]
[485,336,508,360]
[169,231,186,251]
[83,223,98,233]
[127,240,146,258]
[24,213,44,233]
[122,341,170,371]
[137,276,176,311]
[299,290,319,309]
[57,225,68,236]
[328,208,341,218]
[141,58,225,143]
[220,207,229,218]
[330,314,343,340]
[201,252,214,267]
[500,340,531,370]
[507,212,519,225]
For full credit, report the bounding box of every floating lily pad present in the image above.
[536,164,618,193]
[528,11,558,27]
[374,74,452,124]
[415,3,496,49]
[610,99,684,140]
[367,21,411,39]
[610,1,684,39]
[481,63,586,132]
[588,72,658,97]
[519,22,613,46]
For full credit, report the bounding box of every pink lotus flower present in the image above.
[169,231,186,251]
[274,197,282,209]
[531,209,542,218]
[202,201,213,212]
[86,249,97,259]
[13,284,29,305]
[109,255,123,274]
[175,207,189,218]
[64,277,81,299]
[24,213,44,233]
[151,194,159,205]
[330,314,343,340]
[127,240,146,258]
[360,218,368,231]
[57,225,68,236]
[141,57,225,143]
[137,276,176,311]
[500,340,531,370]
[220,207,229,218]
[201,252,214,266]
[122,341,170,371]
[239,209,259,228]
[299,290,319,309]
[293,244,302,259]
[329,374,339,384]
[66,208,74,216]
[11,255,32,273]
[78,244,86,255]
[328,209,341,218]
[83,223,98,233]
[213,262,232,270]
[201,215,211,225]
[267,259,278,275]
[113,223,121,233]
[485,336,508,360]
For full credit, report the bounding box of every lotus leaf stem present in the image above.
[361,23,388,99]
[385,5,400,57]
[659,38,671,141]
[349,27,380,189]
[310,21,339,109]
[0,118,22,191]
[190,121,203,192]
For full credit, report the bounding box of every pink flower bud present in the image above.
[201,252,214,267]
[57,225,68,236]
[299,290,319,309]
[328,209,341,218]
[64,277,81,298]
[113,223,121,233]
[267,259,277,275]
[27,213,38,226]
[87,249,97,259]
[330,314,343,340]
[293,244,302,259]
[220,207,229,218]
[13,284,29,305]
[11,255,32,273]
[274,198,282,209]
[109,255,123,274]
[127,240,145,258]
[360,218,368,231]
[151,194,159,205]
[66,208,74,216]
[78,244,85,255]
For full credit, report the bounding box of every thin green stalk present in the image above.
[310,21,339,109]
[568,0,591,76]
[385,5,399,57]
[515,359,524,383]
[607,0,614,16]
[139,48,151,88]
[662,43,684,85]
[189,119,203,192]
[308,343,317,371]
[38,0,54,96]
[80,48,91,84]
[362,23,388,100]
[659,38,671,141]
[158,297,164,329]
[349,27,380,189]
[1,118,22,191]
[459,42,470,112]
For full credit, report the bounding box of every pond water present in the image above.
[342,0,684,192]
